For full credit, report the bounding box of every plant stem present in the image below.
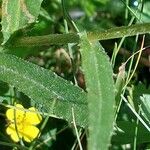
[88,23,150,41]
[5,23,150,47]
[9,33,80,47]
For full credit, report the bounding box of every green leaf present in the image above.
[115,64,125,109]
[112,121,150,144]
[0,53,88,127]
[0,81,9,95]
[133,84,150,100]
[80,33,115,150]
[97,0,110,4]
[140,94,150,123]
[2,0,43,43]
[132,2,150,23]
[133,83,150,110]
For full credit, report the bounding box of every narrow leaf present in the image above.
[2,0,43,43]
[115,64,125,110]
[80,33,115,150]
[112,121,150,144]
[0,53,88,126]
[140,94,150,123]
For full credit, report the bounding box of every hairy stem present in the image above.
[5,23,150,47]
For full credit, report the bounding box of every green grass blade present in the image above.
[0,53,88,126]
[2,0,43,43]
[140,94,150,123]
[80,33,115,150]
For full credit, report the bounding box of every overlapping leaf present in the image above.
[0,53,88,126]
[80,33,115,150]
[2,0,43,43]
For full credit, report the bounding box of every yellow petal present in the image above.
[6,109,14,121]
[6,124,22,142]
[15,104,24,109]
[6,124,15,135]
[23,125,40,142]
[10,133,20,143]
[15,104,25,117]
[25,107,42,125]
[6,104,25,121]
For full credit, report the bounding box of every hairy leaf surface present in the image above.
[80,33,115,150]
[0,53,88,126]
[2,0,43,43]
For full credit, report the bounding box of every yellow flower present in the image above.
[6,104,42,143]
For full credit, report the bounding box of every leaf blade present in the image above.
[2,0,43,43]
[0,53,88,126]
[80,33,115,150]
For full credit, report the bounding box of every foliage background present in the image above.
[0,0,150,150]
